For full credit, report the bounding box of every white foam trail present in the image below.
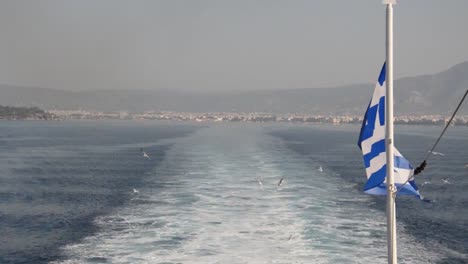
[52,125,450,264]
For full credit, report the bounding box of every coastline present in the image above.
[45,110,468,126]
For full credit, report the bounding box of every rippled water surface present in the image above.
[0,121,466,264]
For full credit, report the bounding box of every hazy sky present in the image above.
[0,0,467,92]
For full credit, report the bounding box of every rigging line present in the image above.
[395,88,468,196]
[422,88,468,162]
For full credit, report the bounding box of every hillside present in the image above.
[0,105,53,120]
[0,61,467,115]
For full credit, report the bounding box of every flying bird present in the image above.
[256,177,264,190]
[140,148,151,160]
[278,177,284,187]
[428,151,445,156]
[442,178,451,184]
[421,181,431,186]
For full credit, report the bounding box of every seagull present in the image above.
[278,178,284,187]
[133,188,139,193]
[257,177,264,190]
[140,148,151,160]
[421,181,431,186]
[442,178,451,184]
[428,151,445,156]
[318,166,323,172]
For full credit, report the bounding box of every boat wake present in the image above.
[52,125,447,264]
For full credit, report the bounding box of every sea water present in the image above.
[0,121,466,264]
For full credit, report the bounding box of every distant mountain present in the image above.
[1,61,467,115]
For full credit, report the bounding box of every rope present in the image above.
[395,88,468,196]
[420,88,468,163]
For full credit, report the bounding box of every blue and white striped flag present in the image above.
[357,63,421,197]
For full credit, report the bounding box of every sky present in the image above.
[0,0,467,92]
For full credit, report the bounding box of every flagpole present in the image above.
[384,1,397,263]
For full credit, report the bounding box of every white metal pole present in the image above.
[385,1,397,264]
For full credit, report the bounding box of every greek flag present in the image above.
[357,63,421,197]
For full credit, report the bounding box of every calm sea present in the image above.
[0,121,466,264]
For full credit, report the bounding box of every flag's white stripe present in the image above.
[365,152,414,183]
[371,83,385,105]
[365,152,387,177]
[394,168,413,182]
[361,124,385,154]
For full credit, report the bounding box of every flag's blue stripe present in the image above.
[358,104,378,143]
[364,147,414,170]
[364,184,387,195]
[365,183,420,197]
[409,180,419,191]
[394,183,420,196]
[357,101,371,149]
[365,159,413,183]
[358,95,385,147]
[378,63,386,86]
[378,96,385,126]
[363,139,386,168]
[364,164,386,191]
[395,156,413,170]
[359,62,386,149]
